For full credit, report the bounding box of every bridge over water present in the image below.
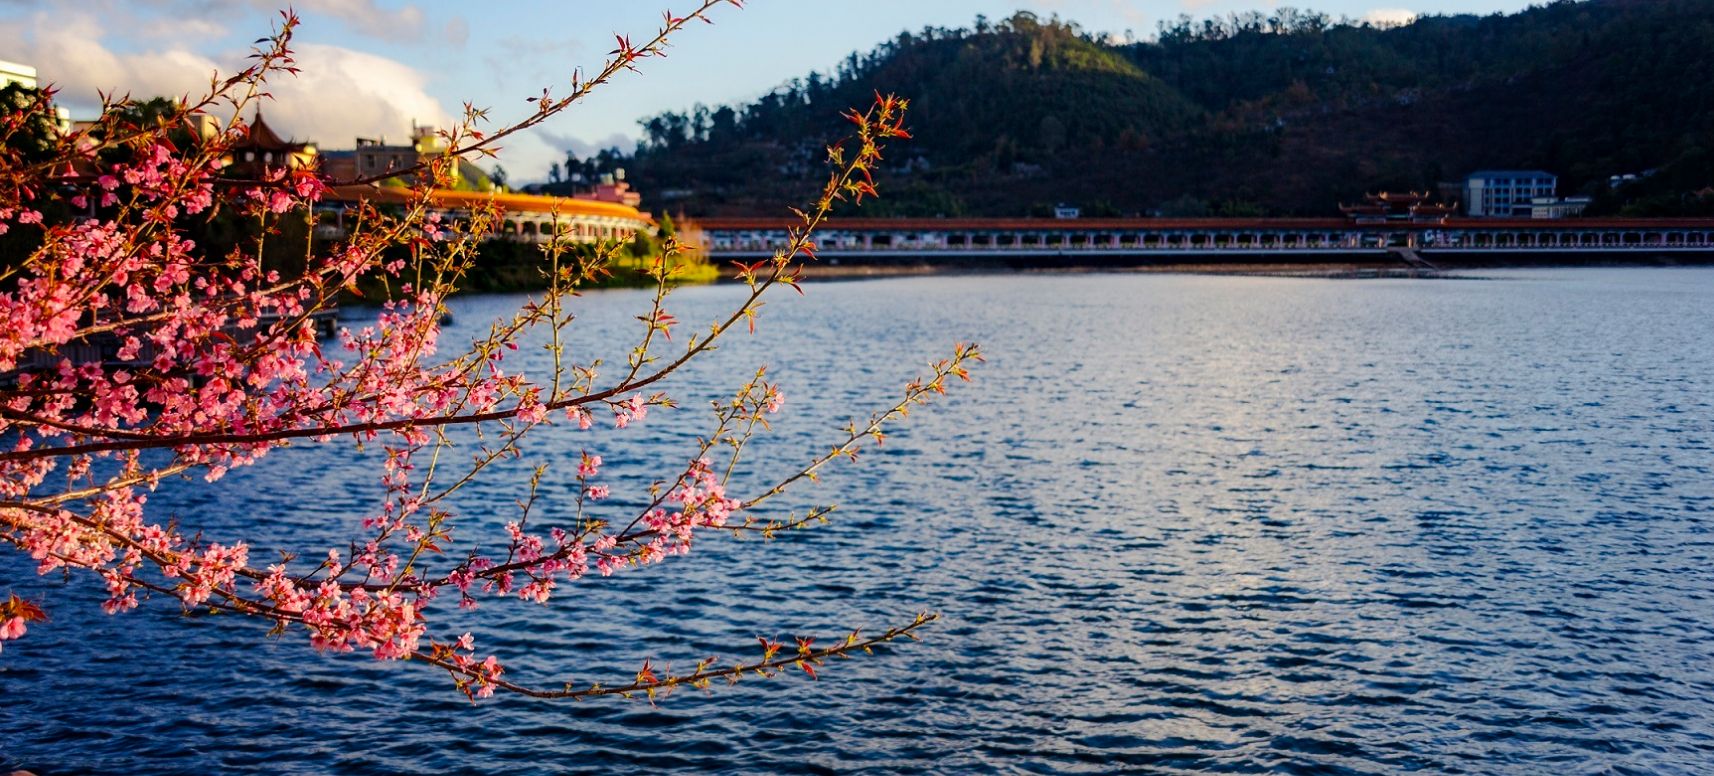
[697,217,1714,262]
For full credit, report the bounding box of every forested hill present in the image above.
[610,0,1714,218]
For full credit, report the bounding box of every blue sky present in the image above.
[2,0,1544,183]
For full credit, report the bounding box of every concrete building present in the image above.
[1,59,72,134]
[587,171,642,207]
[1,59,37,89]
[1529,196,1592,220]
[319,125,463,185]
[1465,170,1557,217]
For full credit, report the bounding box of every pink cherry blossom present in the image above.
[0,12,971,701]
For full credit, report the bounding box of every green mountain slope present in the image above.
[619,1,1714,217]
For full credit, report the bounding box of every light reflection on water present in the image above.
[4,268,1714,774]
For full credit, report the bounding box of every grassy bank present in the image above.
[337,237,722,303]
[453,249,721,294]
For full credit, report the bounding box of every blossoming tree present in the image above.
[0,2,979,700]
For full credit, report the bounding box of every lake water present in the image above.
[4,269,1714,774]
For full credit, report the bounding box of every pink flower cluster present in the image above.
[613,394,650,428]
[0,122,557,674]
[0,26,956,699]
[604,457,740,574]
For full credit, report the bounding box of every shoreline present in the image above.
[374,254,1714,302]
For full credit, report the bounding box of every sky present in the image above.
[1,0,1545,184]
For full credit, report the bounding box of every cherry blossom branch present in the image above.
[416,612,939,701]
[0,1,983,701]
[0,96,913,465]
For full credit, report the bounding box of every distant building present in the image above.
[320,125,460,186]
[2,59,72,134]
[1340,191,1457,224]
[0,59,37,89]
[1464,170,1557,217]
[1607,170,1655,189]
[1529,196,1591,220]
[586,170,642,208]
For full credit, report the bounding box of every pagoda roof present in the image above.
[240,111,308,152]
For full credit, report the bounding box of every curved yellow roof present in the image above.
[326,185,652,224]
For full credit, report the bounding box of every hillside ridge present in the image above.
[580,1,1714,218]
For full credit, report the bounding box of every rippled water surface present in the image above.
[5,269,1714,774]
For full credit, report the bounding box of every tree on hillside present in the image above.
[0,3,976,701]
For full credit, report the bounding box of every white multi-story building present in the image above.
[2,59,73,133]
[1465,170,1557,217]
[0,59,37,89]
[1529,196,1591,220]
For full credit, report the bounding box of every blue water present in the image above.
[5,269,1714,774]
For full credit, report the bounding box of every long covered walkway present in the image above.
[696,217,1714,258]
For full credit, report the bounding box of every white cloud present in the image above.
[5,0,457,46]
[265,43,451,145]
[0,12,219,102]
[1362,8,1418,28]
[482,36,584,96]
[0,10,451,149]
[443,17,470,47]
[244,0,429,44]
[138,15,230,42]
